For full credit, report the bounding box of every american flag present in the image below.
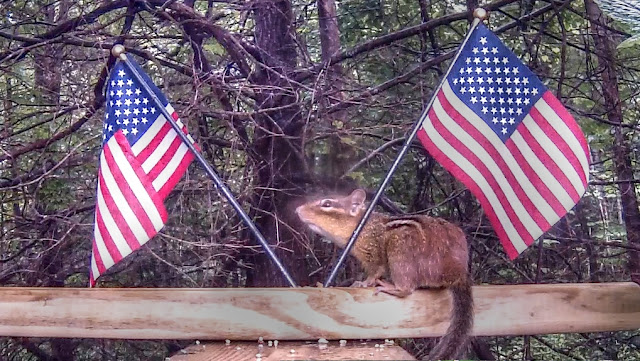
[90,59,196,286]
[417,23,590,258]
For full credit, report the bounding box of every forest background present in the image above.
[1,0,639,359]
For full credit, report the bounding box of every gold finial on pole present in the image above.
[473,8,488,21]
[111,44,127,60]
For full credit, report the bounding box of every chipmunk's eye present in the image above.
[320,199,333,208]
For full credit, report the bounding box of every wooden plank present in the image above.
[0,283,638,339]
[168,341,416,361]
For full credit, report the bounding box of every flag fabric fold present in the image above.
[417,23,590,258]
[90,59,196,286]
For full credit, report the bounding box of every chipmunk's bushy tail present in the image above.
[428,278,474,360]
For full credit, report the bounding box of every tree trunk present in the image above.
[318,0,354,181]
[584,0,640,283]
[248,0,309,286]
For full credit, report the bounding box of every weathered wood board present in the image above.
[0,282,638,339]
[168,341,416,361]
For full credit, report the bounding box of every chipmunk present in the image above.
[296,189,473,360]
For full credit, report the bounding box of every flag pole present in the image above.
[111,46,297,288]
[323,8,488,287]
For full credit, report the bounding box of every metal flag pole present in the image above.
[111,45,297,288]
[323,8,488,287]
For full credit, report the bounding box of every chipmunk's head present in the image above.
[295,189,367,247]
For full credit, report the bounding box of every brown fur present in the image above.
[296,189,473,360]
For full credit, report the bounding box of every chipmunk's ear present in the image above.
[349,189,367,215]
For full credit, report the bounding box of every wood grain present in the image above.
[0,282,638,339]
[168,341,416,361]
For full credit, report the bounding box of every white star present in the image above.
[133,108,140,115]
[124,99,132,106]
[481,47,489,55]
[111,80,116,87]
[469,87,476,94]
[131,128,138,135]
[482,106,488,113]
[122,128,129,135]
[142,108,148,114]
[475,67,482,74]
[150,107,156,114]
[133,118,139,125]
[117,80,124,87]
[512,67,519,74]
[532,88,539,95]
[483,57,491,65]
[488,87,495,94]
[478,87,485,94]
[474,57,481,64]
[523,78,529,85]
[472,47,479,54]
[126,89,133,96]
[108,124,113,131]
[461,87,467,94]
[114,110,121,117]
[524,98,531,105]
[516,108,523,115]
[110,90,115,97]
[468,77,475,84]
[477,77,485,85]
[500,107,506,115]
[466,57,472,64]
[502,127,507,134]
[502,57,509,64]
[453,78,459,85]
[118,70,126,77]
[142,117,148,124]
[134,98,141,105]
[492,117,499,124]
[116,90,123,97]
[481,96,487,103]
[142,98,149,104]
[135,88,141,95]
[126,79,133,86]
[480,37,487,45]
[123,118,130,126]
[508,108,514,115]
[460,77,466,84]
[123,108,131,116]
[471,96,478,104]
[516,98,522,105]
[491,47,498,54]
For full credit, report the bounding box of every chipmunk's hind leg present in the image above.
[374,279,414,297]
